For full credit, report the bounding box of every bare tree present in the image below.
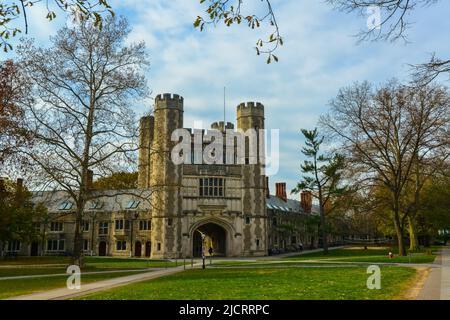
[320,80,450,255]
[326,1,450,83]
[16,16,149,265]
[327,0,439,42]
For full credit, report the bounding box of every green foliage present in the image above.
[292,128,348,208]
[195,0,282,63]
[0,0,114,52]
[93,171,138,190]
[0,179,47,250]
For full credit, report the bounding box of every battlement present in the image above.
[155,93,184,111]
[237,102,264,118]
[211,121,235,131]
[156,93,184,102]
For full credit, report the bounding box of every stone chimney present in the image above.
[265,177,270,198]
[301,191,312,214]
[275,182,287,202]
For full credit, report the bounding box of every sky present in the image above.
[4,0,450,198]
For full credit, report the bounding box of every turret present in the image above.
[210,121,234,131]
[150,93,184,259]
[236,102,265,130]
[236,101,267,256]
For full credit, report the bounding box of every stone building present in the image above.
[2,93,318,259]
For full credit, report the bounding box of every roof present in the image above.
[266,195,319,214]
[31,189,152,213]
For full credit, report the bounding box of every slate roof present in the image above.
[31,189,152,213]
[266,195,319,214]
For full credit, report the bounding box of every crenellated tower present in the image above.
[150,93,184,259]
[236,102,267,256]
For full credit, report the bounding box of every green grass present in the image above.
[0,270,149,300]
[0,256,69,265]
[285,247,436,264]
[0,256,180,277]
[80,266,417,300]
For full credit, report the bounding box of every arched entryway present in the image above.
[135,241,142,257]
[30,241,39,256]
[145,241,151,257]
[98,241,107,256]
[192,223,227,257]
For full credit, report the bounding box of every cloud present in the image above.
[12,0,450,197]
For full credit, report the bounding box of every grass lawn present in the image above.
[0,270,149,300]
[285,247,436,264]
[0,257,181,277]
[80,266,417,300]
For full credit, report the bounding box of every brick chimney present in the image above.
[265,177,270,198]
[275,182,287,202]
[16,178,23,192]
[301,191,312,214]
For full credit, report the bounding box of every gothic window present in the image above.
[199,177,225,197]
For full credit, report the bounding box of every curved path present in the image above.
[417,247,450,300]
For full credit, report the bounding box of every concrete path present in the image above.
[6,264,199,300]
[417,247,450,300]
[0,268,159,281]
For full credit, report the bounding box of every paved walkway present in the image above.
[6,264,199,300]
[0,268,159,281]
[417,247,450,300]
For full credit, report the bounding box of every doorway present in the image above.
[145,241,151,257]
[135,241,142,257]
[192,223,226,257]
[30,241,38,256]
[98,241,107,256]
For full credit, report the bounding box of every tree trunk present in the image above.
[72,204,85,267]
[408,215,419,251]
[319,205,329,254]
[393,211,406,256]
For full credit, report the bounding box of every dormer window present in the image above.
[58,201,73,210]
[125,200,140,209]
[89,201,103,210]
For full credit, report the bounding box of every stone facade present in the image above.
[2,93,319,259]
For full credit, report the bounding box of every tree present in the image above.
[321,80,450,255]
[16,16,149,265]
[93,171,138,190]
[0,178,47,257]
[419,169,450,243]
[0,60,31,171]
[195,0,282,63]
[326,1,449,82]
[0,0,113,52]
[292,128,349,254]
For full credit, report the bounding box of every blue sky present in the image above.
[5,0,450,198]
